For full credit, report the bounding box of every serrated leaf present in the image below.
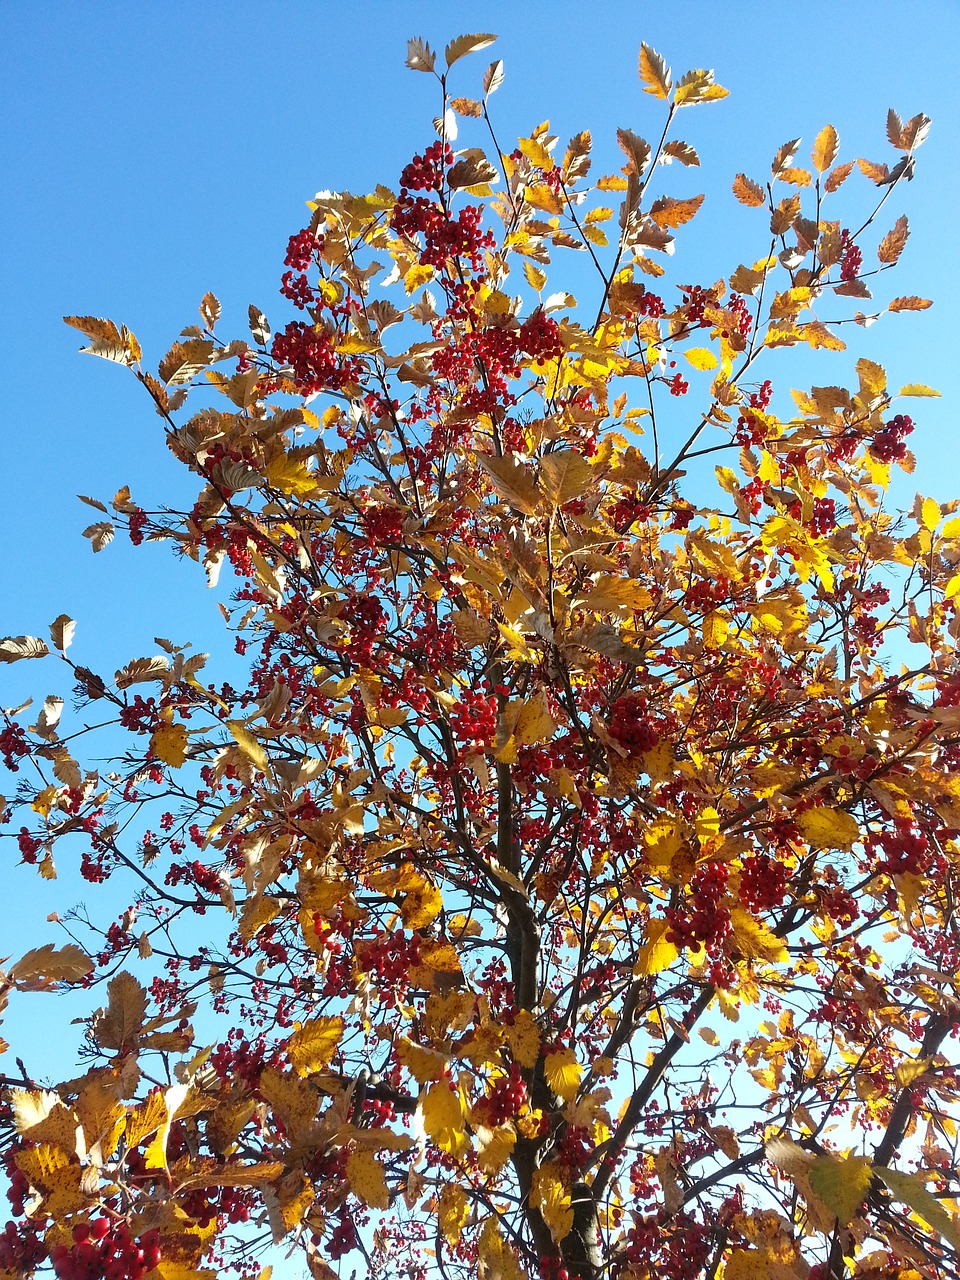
[199,292,220,328]
[674,68,729,107]
[824,160,855,193]
[346,1148,390,1209]
[0,635,50,663]
[248,304,271,345]
[634,919,679,976]
[771,138,800,177]
[63,315,121,343]
[405,37,435,73]
[10,943,93,987]
[797,806,859,850]
[477,453,540,514]
[115,656,169,688]
[888,295,932,312]
[729,909,788,963]
[662,139,699,167]
[812,124,840,172]
[684,347,718,371]
[82,521,115,552]
[899,383,940,397]
[638,43,671,99]
[878,215,909,264]
[288,1016,344,1076]
[732,173,766,207]
[444,33,496,69]
[227,721,270,772]
[649,193,704,228]
[616,128,650,176]
[544,1047,581,1101]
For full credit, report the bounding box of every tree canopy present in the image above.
[1,31,959,1280]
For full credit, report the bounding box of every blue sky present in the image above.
[2,0,959,1069]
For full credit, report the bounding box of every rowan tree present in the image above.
[1,31,959,1280]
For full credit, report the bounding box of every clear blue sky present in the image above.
[2,0,959,1068]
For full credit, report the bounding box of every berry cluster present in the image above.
[874,824,931,876]
[839,230,863,282]
[361,504,406,545]
[0,722,31,772]
[0,1220,44,1274]
[669,372,689,396]
[518,312,563,361]
[284,227,323,272]
[724,291,754,338]
[738,853,788,912]
[399,142,454,193]
[391,196,492,272]
[271,322,362,397]
[474,1066,527,1125]
[182,1185,252,1228]
[869,412,914,465]
[51,1219,161,1280]
[607,694,660,756]
[450,691,499,749]
[665,862,731,951]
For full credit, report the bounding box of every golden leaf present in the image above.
[538,449,594,509]
[226,721,269,772]
[143,1083,189,1174]
[238,894,282,942]
[10,944,92,988]
[684,346,718,370]
[503,1008,540,1068]
[475,1122,517,1173]
[544,1047,581,1102]
[421,1080,469,1157]
[796,806,859,851]
[729,909,788,964]
[438,1182,470,1243]
[476,453,541,514]
[878,215,909,265]
[638,44,671,99]
[875,1165,960,1253]
[920,497,941,531]
[259,1068,318,1135]
[634,919,679,976]
[477,1217,525,1280]
[530,1165,574,1243]
[732,174,766,207]
[812,124,840,172]
[346,1148,390,1209]
[649,193,704,228]
[151,722,189,768]
[398,1037,448,1085]
[444,32,497,69]
[808,1152,874,1225]
[888,295,932,312]
[702,611,729,650]
[401,877,444,929]
[94,971,147,1051]
[899,383,940,397]
[288,1016,344,1077]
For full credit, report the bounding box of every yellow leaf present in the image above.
[899,383,940,398]
[477,1217,525,1280]
[638,44,672,99]
[238,894,281,942]
[729,909,788,963]
[874,1165,960,1254]
[143,1084,189,1174]
[265,454,321,496]
[400,877,444,929]
[702,611,728,650]
[684,346,718,371]
[518,136,554,171]
[811,124,840,172]
[227,721,269,772]
[288,1016,343,1076]
[151,722,189,768]
[723,1248,776,1280]
[544,1047,581,1102]
[438,1182,470,1243]
[524,262,547,291]
[10,943,93,988]
[346,1148,390,1209]
[539,448,594,510]
[634,919,679,976]
[503,1008,540,1068]
[475,1122,517,1173]
[404,263,435,294]
[530,1165,574,1243]
[95,970,147,1050]
[515,690,556,747]
[797,806,859,851]
[808,1152,874,1225]
[921,496,941,531]
[397,1037,448,1085]
[579,575,652,613]
[421,1080,469,1157]
[259,1068,319,1135]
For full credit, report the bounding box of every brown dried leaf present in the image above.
[878,214,909,264]
[732,174,766,207]
[649,193,704,228]
[444,33,496,69]
[812,124,840,172]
